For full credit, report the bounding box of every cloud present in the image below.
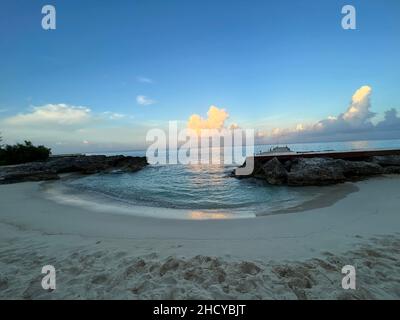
[187,105,230,133]
[311,85,375,134]
[229,123,240,130]
[136,95,156,106]
[261,85,400,143]
[342,85,375,125]
[0,103,146,153]
[136,76,153,84]
[101,111,127,120]
[5,104,92,126]
[376,108,400,131]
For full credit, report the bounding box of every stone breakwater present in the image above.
[234,155,400,186]
[0,155,148,184]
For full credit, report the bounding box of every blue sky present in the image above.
[0,0,399,152]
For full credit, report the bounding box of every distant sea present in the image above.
[58,139,400,219]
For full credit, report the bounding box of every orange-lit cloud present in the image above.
[187,105,230,134]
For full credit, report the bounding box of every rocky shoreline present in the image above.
[0,155,148,184]
[234,155,400,186]
[2,153,400,187]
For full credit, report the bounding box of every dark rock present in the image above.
[287,158,384,186]
[383,166,400,174]
[262,157,288,185]
[246,158,264,179]
[236,156,388,186]
[283,160,292,171]
[287,158,345,186]
[105,155,148,173]
[372,155,400,167]
[233,155,400,186]
[0,155,148,184]
[46,155,108,174]
[340,160,383,177]
[45,155,148,174]
[0,171,60,184]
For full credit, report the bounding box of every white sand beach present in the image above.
[1,175,400,299]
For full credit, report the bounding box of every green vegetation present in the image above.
[0,138,51,165]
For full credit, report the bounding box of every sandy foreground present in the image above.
[0,175,400,299]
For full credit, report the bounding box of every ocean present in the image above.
[49,139,400,219]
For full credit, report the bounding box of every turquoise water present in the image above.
[65,139,400,217]
[66,164,309,213]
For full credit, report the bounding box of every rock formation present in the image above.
[234,155,400,186]
[0,155,148,184]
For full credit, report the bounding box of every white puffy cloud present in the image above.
[0,103,144,153]
[312,85,375,134]
[4,104,92,126]
[136,95,156,106]
[264,85,400,143]
[342,85,374,125]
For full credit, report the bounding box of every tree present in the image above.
[0,140,51,165]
